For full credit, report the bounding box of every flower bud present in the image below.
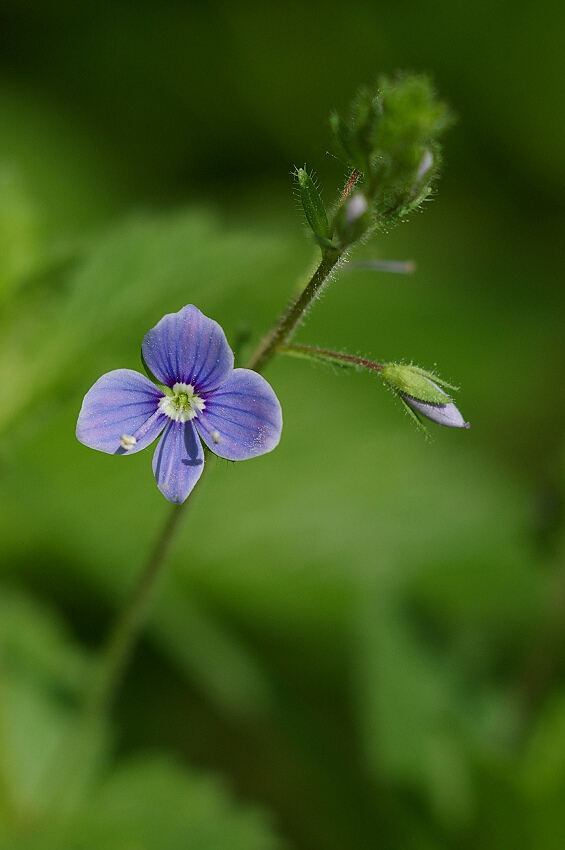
[345,192,368,225]
[416,149,434,182]
[334,191,371,248]
[401,390,469,429]
[330,75,452,220]
[381,363,469,429]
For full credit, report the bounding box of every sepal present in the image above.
[381,363,457,403]
[295,167,330,240]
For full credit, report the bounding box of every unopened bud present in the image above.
[345,192,368,225]
[382,363,469,429]
[334,191,371,248]
[401,389,470,429]
[416,149,434,182]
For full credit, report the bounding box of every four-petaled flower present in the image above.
[76,305,283,503]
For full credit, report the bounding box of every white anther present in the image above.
[120,434,137,450]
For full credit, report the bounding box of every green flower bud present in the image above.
[331,75,453,219]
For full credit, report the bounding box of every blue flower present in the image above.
[76,305,283,503]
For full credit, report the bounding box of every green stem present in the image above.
[247,251,343,373]
[279,343,385,372]
[86,172,357,726]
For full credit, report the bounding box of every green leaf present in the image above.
[0,588,95,820]
[355,586,473,828]
[0,166,43,304]
[152,584,276,721]
[64,756,285,850]
[0,207,289,439]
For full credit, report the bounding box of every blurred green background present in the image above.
[1,1,564,848]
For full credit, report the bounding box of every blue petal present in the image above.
[195,368,282,461]
[401,393,469,428]
[142,305,234,392]
[76,369,167,454]
[152,420,205,503]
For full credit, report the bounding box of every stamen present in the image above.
[210,429,221,444]
[120,434,137,450]
[159,382,205,423]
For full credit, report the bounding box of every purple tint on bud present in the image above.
[401,389,470,429]
[416,149,434,182]
[345,192,368,225]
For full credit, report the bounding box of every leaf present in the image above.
[0,207,288,438]
[151,584,276,721]
[0,166,43,304]
[0,588,91,698]
[0,587,94,817]
[355,586,473,828]
[62,756,286,850]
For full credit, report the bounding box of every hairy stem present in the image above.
[247,252,342,373]
[279,343,385,372]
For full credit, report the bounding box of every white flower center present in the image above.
[158,382,205,423]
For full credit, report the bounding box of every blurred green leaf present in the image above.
[0,586,285,849]
[0,588,93,818]
[2,757,286,850]
[153,585,276,721]
[355,585,473,828]
[0,166,43,303]
[521,690,565,798]
[0,207,290,440]
[0,587,91,698]
[64,756,286,850]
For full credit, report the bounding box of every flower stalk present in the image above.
[279,343,384,373]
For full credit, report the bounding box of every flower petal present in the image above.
[195,368,282,461]
[152,420,205,503]
[401,393,470,428]
[142,304,234,392]
[76,369,167,454]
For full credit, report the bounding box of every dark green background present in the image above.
[1,2,564,848]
